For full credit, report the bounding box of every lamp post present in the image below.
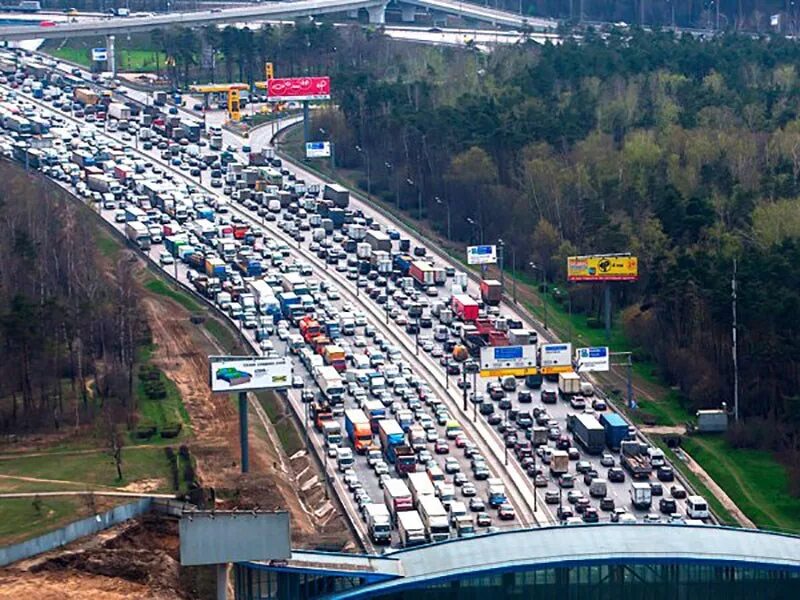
[435,196,451,240]
[385,161,397,208]
[444,352,450,389]
[355,144,371,195]
[497,238,505,298]
[511,246,517,304]
[406,177,422,220]
[415,317,421,355]
[529,262,548,331]
[461,368,468,411]
[466,217,483,245]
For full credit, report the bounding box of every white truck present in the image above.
[417,495,450,542]
[558,372,581,398]
[314,365,345,404]
[107,102,131,121]
[383,478,413,524]
[249,279,277,313]
[407,425,427,452]
[356,242,371,260]
[407,471,436,507]
[397,510,426,548]
[322,420,342,452]
[630,482,653,510]
[125,221,151,250]
[364,503,392,544]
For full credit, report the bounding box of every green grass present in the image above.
[257,392,304,456]
[0,448,174,491]
[0,497,91,545]
[95,229,120,259]
[144,278,202,313]
[204,317,239,352]
[681,436,800,533]
[135,368,191,445]
[48,46,166,73]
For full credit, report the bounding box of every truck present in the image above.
[417,495,450,542]
[125,221,151,250]
[107,102,131,120]
[322,420,342,450]
[323,183,350,208]
[620,440,653,480]
[364,503,391,544]
[383,478,413,523]
[394,446,416,475]
[365,230,392,253]
[508,329,533,346]
[378,419,406,464]
[87,173,112,193]
[630,482,653,510]
[407,471,436,507]
[550,450,569,476]
[696,409,728,433]
[204,257,227,280]
[409,261,435,288]
[344,409,373,453]
[210,134,223,150]
[451,294,479,322]
[277,292,304,321]
[558,372,581,398]
[362,400,386,433]
[454,514,475,538]
[530,426,548,446]
[235,257,262,277]
[407,424,426,452]
[74,88,100,105]
[486,477,507,508]
[572,414,605,455]
[299,316,322,344]
[322,345,347,372]
[310,401,333,431]
[480,279,502,306]
[397,510,426,548]
[315,366,345,404]
[599,412,629,451]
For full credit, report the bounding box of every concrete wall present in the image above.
[0,497,152,567]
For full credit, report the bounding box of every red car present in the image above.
[498,503,516,521]
[434,439,450,454]
[454,434,468,448]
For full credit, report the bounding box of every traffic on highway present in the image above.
[0,50,712,550]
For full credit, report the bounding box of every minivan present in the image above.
[686,495,709,519]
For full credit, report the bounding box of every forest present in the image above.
[141,21,800,479]
[0,162,146,437]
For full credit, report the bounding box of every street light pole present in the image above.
[415,317,420,356]
[530,262,548,331]
[512,246,517,304]
[497,239,505,298]
[356,145,371,195]
[472,369,477,422]
[435,196,451,240]
[461,369,468,411]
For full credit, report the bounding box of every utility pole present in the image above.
[497,239,505,299]
[732,258,739,422]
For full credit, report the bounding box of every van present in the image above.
[336,447,354,472]
[448,500,467,526]
[427,464,445,484]
[351,354,370,370]
[433,325,448,342]
[686,495,709,519]
[589,478,607,498]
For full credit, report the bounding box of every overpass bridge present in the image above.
[0,0,557,42]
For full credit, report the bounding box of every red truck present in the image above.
[233,224,250,240]
[409,261,435,288]
[452,294,479,321]
[480,279,502,306]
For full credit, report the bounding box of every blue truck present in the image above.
[393,254,413,275]
[196,206,214,221]
[236,257,262,277]
[378,419,406,464]
[329,207,346,229]
[599,413,629,451]
[277,292,304,321]
[164,235,189,257]
[325,320,341,340]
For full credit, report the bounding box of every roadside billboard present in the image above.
[539,343,573,374]
[479,344,537,377]
[91,48,107,62]
[305,141,331,158]
[567,254,638,282]
[467,245,497,265]
[209,355,293,392]
[267,76,331,101]
[575,346,610,372]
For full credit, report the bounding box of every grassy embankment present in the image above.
[279,123,800,532]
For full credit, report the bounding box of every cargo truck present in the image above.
[314,366,345,404]
[558,372,581,399]
[480,279,502,305]
[630,482,653,509]
[486,478,507,508]
[383,478,413,523]
[322,345,346,372]
[454,515,475,537]
[397,510,426,547]
[599,413,629,451]
[418,495,450,542]
[87,173,112,193]
[74,88,99,105]
[550,450,569,476]
[365,230,392,252]
[451,294,479,321]
[107,102,131,120]
[572,414,605,455]
[364,503,392,544]
[620,440,653,480]
[409,261,436,288]
[323,183,350,208]
[407,471,436,507]
[344,409,373,453]
[322,421,342,450]
[378,419,405,463]
[125,221,151,250]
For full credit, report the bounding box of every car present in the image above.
[434,439,449,454]
[659,498,677,514]
[600,453,615,467]
[599,497,616,511]
[670,485,687,499]
[417,449,433,464]
[497,503,516,520]
[461,482,477,497]
[566,446,580,459]
[487,414,502,426]
[582,470,598,485]
[469,498,486,512]
[650,482,663,496]
[158,251,174,265]
[292,375,304,388]
[301,390,315,403]
[592,398,607,411]
[575,497,591,514]
[545,490,560,504]
[567,490,584,504]
[534,474,548,488]
[575,460,592,474]
[476,512,492,527]
[454,434,468,448]
[541,390,557,404]
[569,396,586,409]
[453,472,468,487]
[473,466,490,480]
[374,462,389,476]
[657,466,675,482]
[557,505,574,520]
[610,508,628,523]
[608,467,626,483]
[644,513,661,523]
[582,507,600,523]
[444,457,460,474]
[366,449,382,467]
[559,474,575,488]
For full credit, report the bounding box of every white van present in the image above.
[336,447,354,472]
[351,354,370,370]
[686,495,709,519]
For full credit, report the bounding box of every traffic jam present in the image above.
[0,52,711,549]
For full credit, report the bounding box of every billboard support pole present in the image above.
[239,391,249,473]
[604,282,611,343]
[302,101,310,145]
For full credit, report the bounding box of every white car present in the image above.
[277,328,290,341]
[158,251,174,265]
[259,339,274,352]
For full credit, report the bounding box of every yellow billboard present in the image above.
[567,255,638,282]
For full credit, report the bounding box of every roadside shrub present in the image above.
[161,423,183,439]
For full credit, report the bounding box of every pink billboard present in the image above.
[267,76,331,101]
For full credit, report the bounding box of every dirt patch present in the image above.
[640,425,687,436]
[120,479,166,494]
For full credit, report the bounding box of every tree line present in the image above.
[0,162,147,439]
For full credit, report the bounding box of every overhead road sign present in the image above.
[567,254,638,282]
[91,48,107,62]
[576,346,610,372]
[209,355,292,392]
[467,245,497,265]
[305,141,331,158]
[539,343,573,374]
[479,344,537,377]
[267,76,330,101]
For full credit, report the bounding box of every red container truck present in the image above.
[451,294,479,321]
[480,279,502,306]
